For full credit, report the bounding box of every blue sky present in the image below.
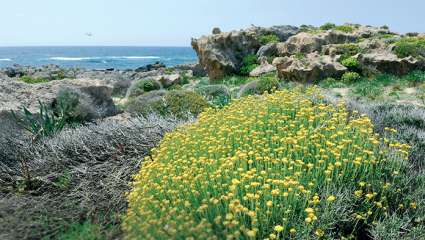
[1,0,424,47]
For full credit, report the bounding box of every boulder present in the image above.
[249,58,276,77]
[191,25,298,80]
[0,79,117,120]
[157,74,181,88]
[357,51,425,76]
[273,53,347,82]
[212,27,222,34]
[257,43,278,58]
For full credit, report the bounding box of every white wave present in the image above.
[0,58,12,61]
[50,56,161,61]
[109,56,161,60]
[50,57,99,61]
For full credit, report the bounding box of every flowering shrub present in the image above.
[124,88,413,239]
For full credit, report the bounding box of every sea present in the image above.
[0,46,198,70]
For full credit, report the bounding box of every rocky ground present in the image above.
[1,23,425,239]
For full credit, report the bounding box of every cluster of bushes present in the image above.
[124,88,416,239]
[320,23,355,33]
[258,34,280,45]
[20,75,50,84]
[126,90,210,119]
[393,37,425,58]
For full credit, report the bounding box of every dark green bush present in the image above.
[320,22,336,31]
[341,71,361,83]
[394,37,425,58]
[127,79,162,97]
[258,34,280,44]
[402,70,425,85]
[239,54,259,76]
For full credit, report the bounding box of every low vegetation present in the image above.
[258,34,280,45]
[393,37,425,58]
[124,88,418,239]
[240,54,259,76]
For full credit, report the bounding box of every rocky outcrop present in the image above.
[358,52,425,76]
[249,58,276,77]
[191,26,299,80]
[273,53,347,82]
[277,31,358,56]
[0,79,117,119]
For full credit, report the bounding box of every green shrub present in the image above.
[352,81,383,99]
[127,79,161,98]
[342,71,361,83]
[401,70,425,85]
[341,57,360,71]
[20,76,49,84]
[319,77,346,88]
[334,25,354,33]
[164,90,211,118]
[320,22,336,31]
[195,85,231,108]
[257,74,280,93]
[239,75,280,96]
[393,37,425,58]
[258,34,280,45]
[239,54,259,76]
[336,44,361,62]
[126,90,210,119]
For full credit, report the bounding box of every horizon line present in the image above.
[0,45,192,48]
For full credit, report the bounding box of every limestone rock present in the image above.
[249,58,276,77]
[358,52,425,76]
[191,25,298,80]
[273,53,347,82]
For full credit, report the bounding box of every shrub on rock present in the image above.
[239,54,259,76]
[126,79,162,98]
[393,37,425,58]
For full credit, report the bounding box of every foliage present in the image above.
[127,79,161,97]
[164,90,211,118]
[401,70,425,86]
[341,71,361,83]
[220,75,252,86]
[57,221,103,240]
[127,90,210,119]
[320,22,336,31]
[240,54,259,76]
[319,77,346,88]
[258,34,280,45]
[12,101,67,139]
[337,43,361,62]
[124,88,413,239]
[239,75,280,96]
[341,57,360,70]
[393,37,425,58]
[352,80,383,99]
[20,76,49,84]
[195,84,232,108]
[334,25,355,33]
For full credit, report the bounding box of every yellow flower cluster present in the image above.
[123,88,407,239]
